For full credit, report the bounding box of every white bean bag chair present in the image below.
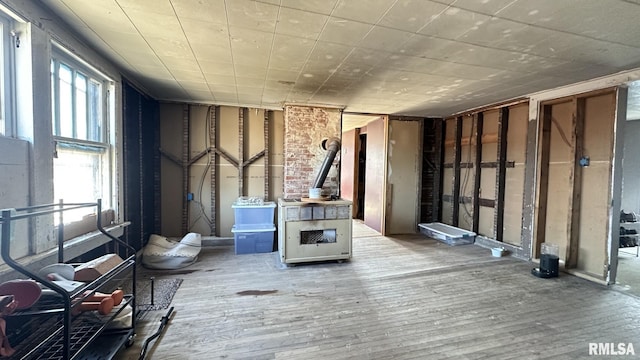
[142,233,202,270]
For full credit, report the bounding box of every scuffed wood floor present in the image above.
[115,221,640,359]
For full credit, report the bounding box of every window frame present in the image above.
[0,12,16,137]
[51,44,115,218]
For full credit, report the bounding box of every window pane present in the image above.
[88,80,101,141]
[53,145,104,223]
[51,60,56,135]
[75,73,87,140]
[58,63,73,138]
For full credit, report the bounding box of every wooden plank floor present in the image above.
[115,221,640,359]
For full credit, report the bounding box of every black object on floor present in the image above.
[139,306,174,360]
[532,253,559,278]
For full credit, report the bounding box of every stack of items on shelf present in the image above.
[620,210,639,248]
[0,200,136,359]
[0,254,133,358]
[231,197,276,254]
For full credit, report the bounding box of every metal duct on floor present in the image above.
[312,137,341,189]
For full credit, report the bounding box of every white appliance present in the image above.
[278,198,352,264]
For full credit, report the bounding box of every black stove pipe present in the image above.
[312,137,341,189]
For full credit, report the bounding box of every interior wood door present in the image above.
[340,128,359,217]
[364,117,387,234]
[387,119,422,234]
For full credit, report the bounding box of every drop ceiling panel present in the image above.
[332,0,396,24]
[171,0,227,23]
[201,62,235,77]
[319,18,373,46]
[358,26,413,52]
[279,0,339,15]
[275,7,328,39]
[453,0,520,15]
[41,0,640,116]
[181,20,229,45]
[378,0,449,33]
[419,7,491,40]
[226,0,279,32]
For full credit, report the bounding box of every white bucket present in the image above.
[491,247,506,257]
[309,188,322,199]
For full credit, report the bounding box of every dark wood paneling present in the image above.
[122,79,159,252]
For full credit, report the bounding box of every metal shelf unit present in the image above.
[0,200,136,359]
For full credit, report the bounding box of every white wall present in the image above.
[0,0,124,258]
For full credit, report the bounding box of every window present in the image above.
[51,47,113,224]
[0,12,15,136]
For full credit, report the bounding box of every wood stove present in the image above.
[278,198,352,265]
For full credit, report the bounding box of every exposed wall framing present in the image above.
[452,117,462,227]
[472,113,483,234]
[438,101,528,249]
[208,106,217,236]
[160,105,281,237]
[534,89,617,279]
[494,108,509,242]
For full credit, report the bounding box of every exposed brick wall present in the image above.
[284,105,341,199]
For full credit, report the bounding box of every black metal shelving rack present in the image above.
[0,200,136,359]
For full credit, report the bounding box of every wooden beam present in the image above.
[434,119,444,222]
[158,148,182,167]
[264,110,270,201]
[452,116,463,226]
[238,108,245,197]
[479,198,495,208]
[443,161,515,169]
[566,97,585,269]
[494,107,509,242]
[535,104,553,258]
[213,148,239,168]
[473,113,483,234]
[444,133,498,147]
[182,104,189,234]
[209,105,217,236]
[188,148,209,166]
[243,150,266,167]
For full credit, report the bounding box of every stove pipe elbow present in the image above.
[312,137,341,189]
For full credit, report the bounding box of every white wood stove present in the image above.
[278,198,352,264]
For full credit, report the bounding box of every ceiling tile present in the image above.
[171,0,226,23]
[192,45,233,63]
[200,61,235,76]
[181,20,229,46]
[204,73,236,86]
[319,18,373,46]
[116,0,175,15]
[453,0,520,15]
[378,0,449,33]
[145,36,193,58]
[226,0,279,32]
[279,0,339,15]
[358,26,413,52]
[275,7,328,39]
[418,7,491,39]
[332,0,396,24]
[268,34,316,71]
[458,17,529,47]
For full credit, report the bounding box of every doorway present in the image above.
[356,134,366,220]
[615,81,640,296]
